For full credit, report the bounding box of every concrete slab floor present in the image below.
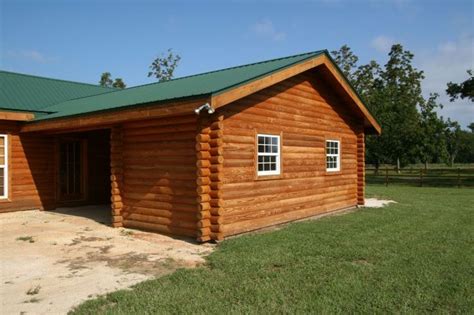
[0,206,213,315]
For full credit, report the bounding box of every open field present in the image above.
[71,186,474,314]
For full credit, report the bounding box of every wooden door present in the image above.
[58,139,87,201]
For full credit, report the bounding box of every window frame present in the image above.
[326,139,340,172]
[0,134,8,199]
[256,134,281,177]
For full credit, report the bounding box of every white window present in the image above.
[257,134,280,176]
[326,140,340,172]
[0,134,8,199]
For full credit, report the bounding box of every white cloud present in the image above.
[5,50,55,63]
[371,35,396,53]
[252,19,286,42]
[418,33,474,128]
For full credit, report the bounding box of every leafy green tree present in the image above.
[332,44,453,170]
[330,45,358,83]
[353,62,388,172]
[417,94,448,168]
[112,78,126,89]
[99,72,113,87]
[456,129,474,163]
[468,122,474,133]
[374,44,425,170]
[444,119,462,166]
[148,48,181,82]
[99,72,126,89]
[446,70,474,102]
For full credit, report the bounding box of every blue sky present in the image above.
[1,0,473,127]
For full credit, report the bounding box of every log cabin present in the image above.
[0,50,381,241]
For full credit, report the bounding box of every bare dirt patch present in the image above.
[0,207,213,314]
[364,198,397,208]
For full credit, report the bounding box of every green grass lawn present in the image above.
[72,186,473,314]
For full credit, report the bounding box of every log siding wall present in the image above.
[120,115,200,238]
[220,71,364,236]
[110,126,124,227]
[0,121,55,212]
[196,115,224,242]
[357,131,365,205]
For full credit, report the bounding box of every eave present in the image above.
[0,110,35,122]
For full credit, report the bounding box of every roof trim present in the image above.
[20,97,208,133]
[210,52,381,135]
[0,110,35,121]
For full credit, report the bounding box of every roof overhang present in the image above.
[210,53,381,135]
[20,97,208,133]
[0,110,35,121]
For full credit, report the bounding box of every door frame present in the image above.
[56,137,88,204]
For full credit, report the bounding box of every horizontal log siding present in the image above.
[121,115,199,238]
[0,121,55,212]
[357,131,365,205]
[221,72,363,236]
[196,116,224,242]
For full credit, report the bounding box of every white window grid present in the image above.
[0,134,8,199]
[257,134,280,176]
[326,140,340,172]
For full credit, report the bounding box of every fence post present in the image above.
[420,168,423,187]
[385,166,388,187]
[457,167,461,188]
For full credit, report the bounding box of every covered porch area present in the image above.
[48,128,113,224]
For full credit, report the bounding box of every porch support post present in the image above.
[110,126,124,227]
[357,130,365,206]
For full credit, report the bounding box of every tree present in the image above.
[99,72,126,89]
[112,78,126,89]
[417,94,448,168]
[446,70,474,102]
[468,122,474,133]
[99,72,113,87]
[374,44,425,170]
[330,45,358,83]
[457,129,474,163]
[332,44,452,171]
[148,48,181,82]
[444,119,462,166]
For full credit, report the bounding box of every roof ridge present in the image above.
[212,50,327,95]
[0,70,116,90]
[156,50,325,83]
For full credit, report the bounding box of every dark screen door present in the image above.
[59,140,85,201]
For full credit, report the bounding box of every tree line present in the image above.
[331,44,473,170]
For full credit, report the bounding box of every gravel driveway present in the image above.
[0,206,213,315]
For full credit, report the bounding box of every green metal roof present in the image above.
[33,50,326,121]
[0,70,115,113]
